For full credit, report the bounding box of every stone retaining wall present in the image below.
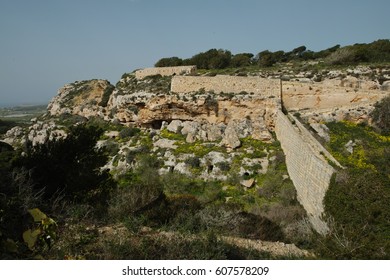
[274,110,340,234]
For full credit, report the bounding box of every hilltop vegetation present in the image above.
[155,39,390,69]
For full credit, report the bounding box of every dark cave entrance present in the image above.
[150,120,164,129]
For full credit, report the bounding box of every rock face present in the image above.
[108,91,278,130]
[42,66,389,153]
[221,121,242,149]
[47,79,114,118]
[2,121,66,147]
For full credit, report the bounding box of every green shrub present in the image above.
[102,141,119,156]
[0,119,17,135]
[161,172,206,196]
[108,183,164,221]
[160,128,185,141]
[13,124,115,206]
[319,121,390,259]
[185,156,201,168]
[119,127,140,139]
[371,95,390,135]
[164,195,204,233]
[216,161,230,171]
[98,83,115,107]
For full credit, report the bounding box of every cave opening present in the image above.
[150,120,163,129]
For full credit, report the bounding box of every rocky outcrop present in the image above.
[2,121,66,147]
[47,79,114,118]
[221,121,242,149]
[39,65,389,157]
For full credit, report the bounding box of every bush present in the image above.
[0,119,17,135]
[371,95,390,135]
[13,124,115,207]
[119,127,141,139]
[216,161,230,171]
[321,169,390,259]
[320,121,390,259]
[98,83,115,107]
[164,195,204,233]
[155,57,183,67]
[108,182,164,221]
[161,172,206,195]
[184,156,201,168]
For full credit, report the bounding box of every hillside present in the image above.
[0,49,389,259]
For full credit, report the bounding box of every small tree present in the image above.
[14,124,115,205]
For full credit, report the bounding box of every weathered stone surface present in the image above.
[344,140,356,154]
[154,138,177,150]
[241,157,269,175]
[173,162,192,176]
[185,133,196,143]
[205,123,224,142]
[167,120,183,133]
[47,79,113,118]
[381,80,390,91]
[171,75,281,96]
[234,119,253,138]
[104,131,119,139]
[221,123,241,149]
[310,123,330,142]
[2,126,25,145]
[240,178,255,189]
[283,80,387,114]
[181,121,200,136]
[203,151,228,165]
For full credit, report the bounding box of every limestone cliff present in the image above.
[46,74,280,148]
[44,66,389,150]
[47,79,114,119]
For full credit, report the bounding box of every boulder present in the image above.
[205,123,224,142]
[167,120,183,133]
[186,132,197,143]
[181,121,200,136]
[233,118,253,138]
[345,140,356,154]
[221,124,241,149]
[174,162,192,176]
[240,178,255,189]
[154,138,177,150]
[203,151,228,165]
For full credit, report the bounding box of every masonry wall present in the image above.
[171,75,281,97]
[275,110,338,234]
[135,66,197,80]
[282,81,387,111]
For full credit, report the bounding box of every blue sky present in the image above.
[0,0,389,106]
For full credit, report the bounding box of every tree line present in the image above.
[155,39,390,69]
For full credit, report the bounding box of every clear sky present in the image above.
[0,0,389,106]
